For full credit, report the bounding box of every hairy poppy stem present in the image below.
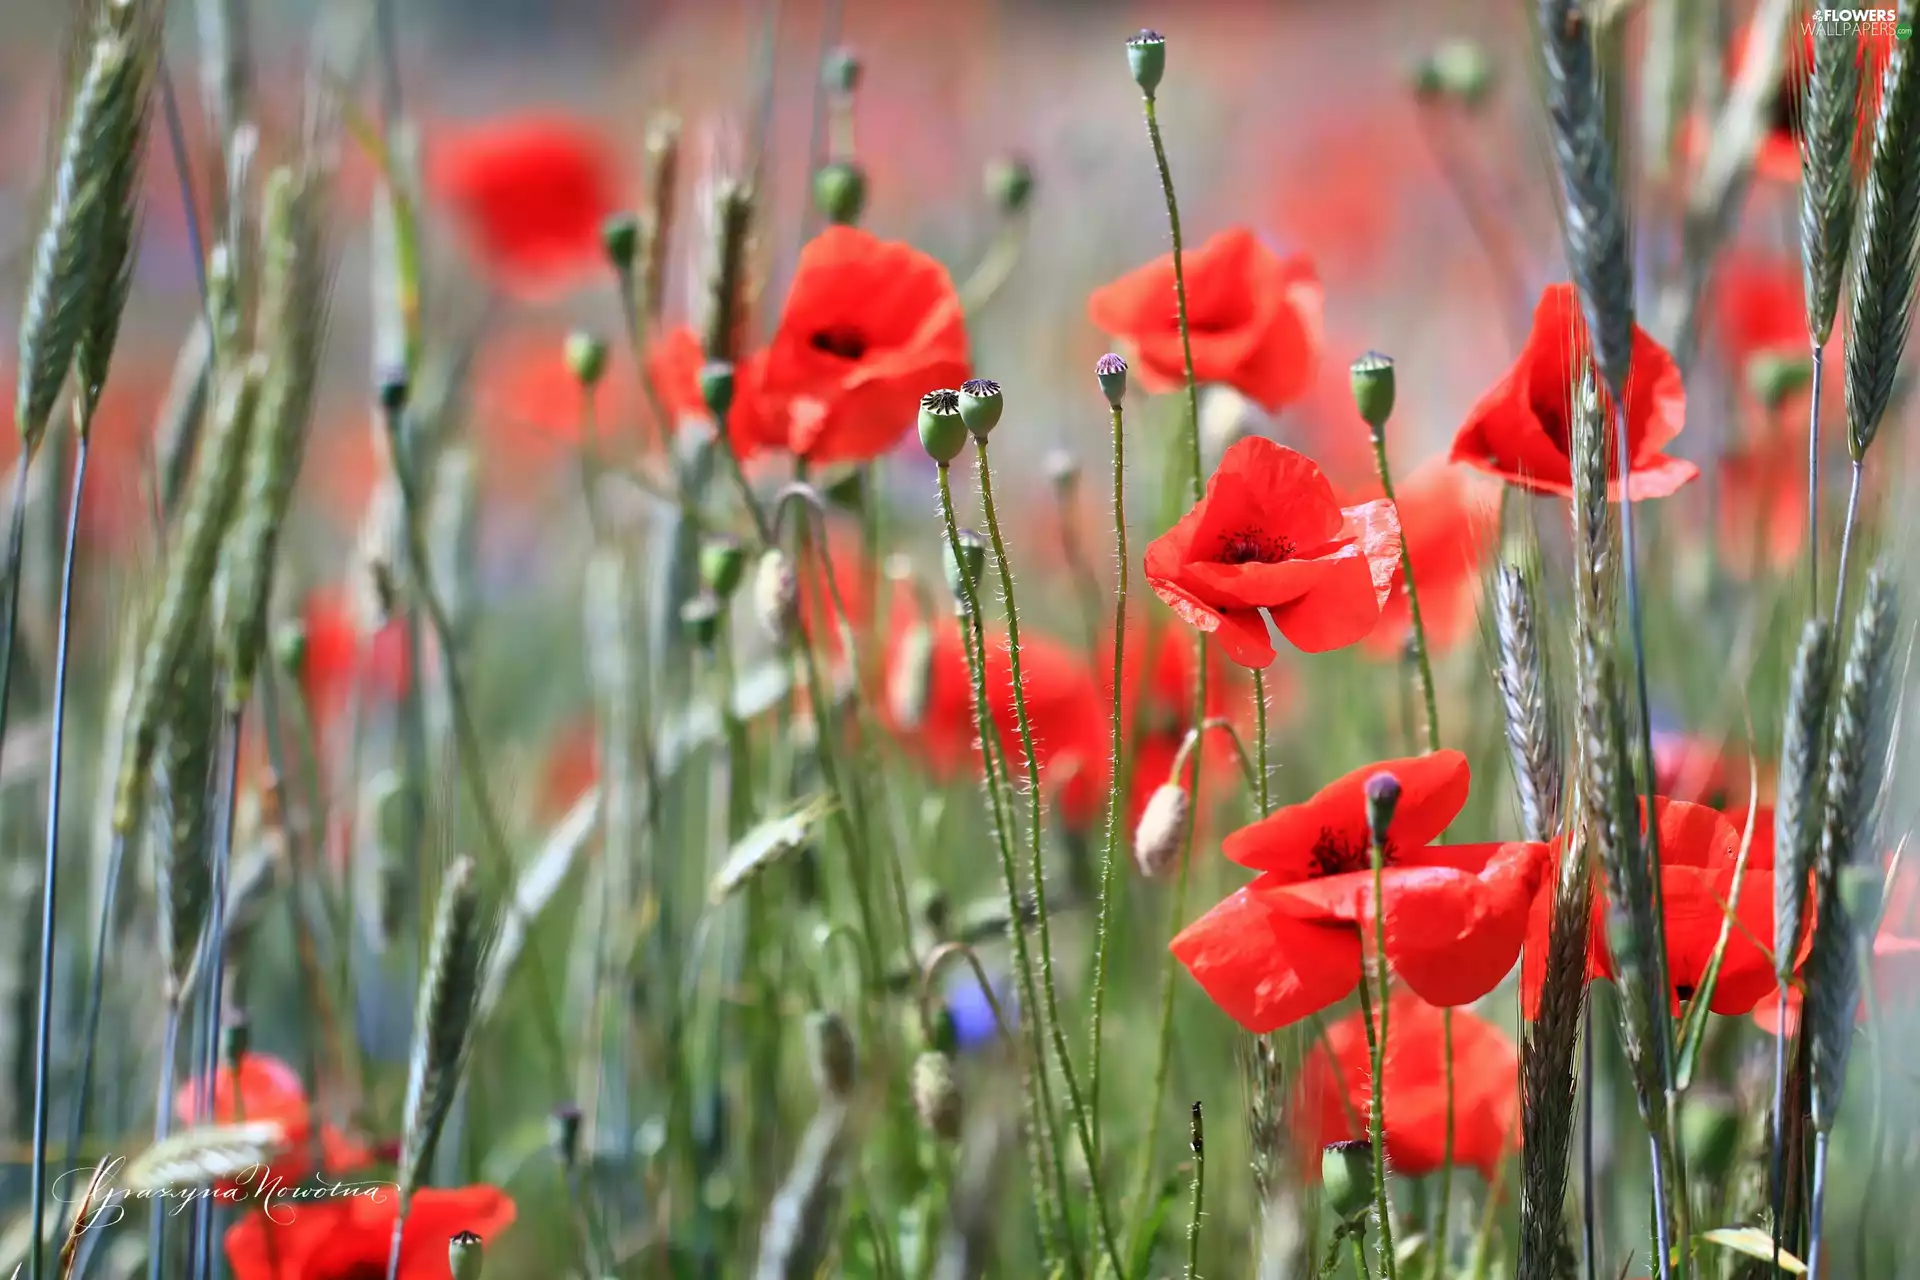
[1185,1102,1205,1279]
[1359,844,1400,1280]
[1251,668,1271,815]
[975,438,1123,1276]
[937,463,1075,1271]
[26,435,87,1280]
[1088,398,1129,1163]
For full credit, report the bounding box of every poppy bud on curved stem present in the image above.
[680,591,723,649]
[601,212,639,270]
[700,360,736,422]
[752,549,797,641]
[919,389,967,463]
[1350,351,1396,436]
[912,1050,963,1140]
[564,330,607,388]
[985,155,1035,216]
[1322,1140,1374,1223]
[700,534,747,599]
[813,160,867,226]
[823,45,862,94]
[1127,29,1167,96]
[1364,771,1401,849]
[958,378,1004,439]
[1096,351,1129,407]
[1133,782,1191,879]
[449,1230,486,1280]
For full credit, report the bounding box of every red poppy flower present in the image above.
[1450,283,1695,501]
[643,324,771,451]
[300,589,411,737]
[1172,750,1550,1032]
[1753,864,1920,1034]
[1087,227,1322,411]
[429,115,619,299]
[1719,421,1811,578]
[1651,730,1748,808]
[473,329,642,486]
[747,227,969,463]
[1144,437,1403,668]
[226,1184,515,1280]
[1356,458,1500,658]
[1708,251,1809,370]
[1522,800,1784,1019]
[175,1053,372,1185]
[1297,992,1520,1180]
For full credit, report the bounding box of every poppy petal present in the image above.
[1382,842,1549,1007]
[1170,886,1362,1031]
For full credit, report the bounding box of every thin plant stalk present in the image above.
[26,435,88,1280]
[147,1008,183,1280]
[190,709,243,1280]
[1087,396,1128,1159]
[1364,428,1440,759]
[1360,830,1400,1280]
[974,439,1121,1276]
[1808,347,1824,608]
[58,830,124,1216]
[1807,1132,1833,1280]
[0,463,32,775]
[1185,1102,1205,1280]
[1251,668,1271,815]
[1831,459,1864,631]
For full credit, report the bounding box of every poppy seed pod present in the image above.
[1746,351,1815,411]
[805,1011,857,1101]
[753,548,799,641]
[548,1104,583,1169]
[1127,29,1167,95]
[601,212,639,270]
[823,45,862,93]
[564,331,608,388]
[945,531,988,612]
[699,360,736,421]
[449,1231,486,1280]
[985,155,1035,215]
[958,378,1004,439]
[919,388,968,463]
[1095,351,1128,407]
[1363,771,1401,849]
[1133,783,1191,878]
[1321,1140,1374,1223]
[700,535,748,599]
[813,161,867,227]
[680,591,723,649]
[912,1051,963,1140]
[1350,351,1396,433]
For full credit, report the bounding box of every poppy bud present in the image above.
[549,1103,583,1169]
[912,1051,963,1140]
[1127,29,1167,95]
[700,360,736,421]
[887,621,936,729]
[1363,771,1401,849]
[823,45,863,93]
[680,591,723,649]
[1321,1140,1373,1223]
[753,548,799,641]
[1680,1092,1740,1182]
[1414,39,1496,109]
[222,1014,251,1071]
[449,1231,486,1280]
[1095,352,1129,407]
[1747,351,1815,411]
[565,331,608,388]
[376,363,410,415]
[813,160,867,226]
[919,388,968,463]
[1044,448,1080,493]
[273,617,308,678]
[1133,783,1191,879]
[1350,351,1396,434]
[700,534,747,599]
[601,212,640,270]
[945,531,988,612]
[805,1011,858,1100]
[958,378,1004,439]
[985,155,1035,215]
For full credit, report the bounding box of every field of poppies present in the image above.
[1,0,1919,1276]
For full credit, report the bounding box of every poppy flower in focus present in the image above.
[226,1184,515,1280]
[300,589,411,739]
[1144,437,1403,668]
[175,1053,372,1185]
[1450,283,1694,501]
[1297,992,1520,1180]
[1088,227,1322,411]
[749,227,969,463]
[1356,458,1499,657]
[1522,799,1785,1019]
[1172,750,1550,1032]
[429,114,619,298]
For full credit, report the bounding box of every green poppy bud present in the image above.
[958,378,1003,439]
[985,155,1035,215]
[823,45,862,93]
[945,531,988,612]
[700,535,747,598]
[699,360,735,422]
[565,331,608,388]
[1747,351,1814,411]
[919,388,968,463]
[1133,783,1191,879]
[1095,352,1128,407]
[680,591,723,649]
[1350,351,1396,433]
[1321,1140,1374,1223]
[814,161,868,226]
[1127,29,1167,95]
[753,549,798,641]
[449,1230,486,1280]
[601,212,640,270]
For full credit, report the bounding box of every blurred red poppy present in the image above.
[1708,250,1809,370]
[643,324,771,451]
[1144,437,1402,668]
[1172,750,1550,1031]
[1651,730,1748,808]
[176,1053,372,1185]
[1450,283,1694,500]
[473,329,642,486]
[1298,992,1519,1180]
[1719,420,1810,578]
[1724,21,1895,185]
[429,114,619,299]
[1753,864,1920,1034]
[1522,799,1785,1019]
[300,589,411,737]
[226,1184,515,1280]
[746,227,969,463]
[1087,227,1322,411]
[1356,457,1499,657]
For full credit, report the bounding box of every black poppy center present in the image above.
[1310,826,1391,878]
[810,325,869,361]
[1216,529,1294,565]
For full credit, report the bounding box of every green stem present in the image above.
[1366,428,1440,756]
[1360,836,1399,1280]
[1142,95,1203,504]
[1434,1011,1453,1280]
[1186,1102,1205,1280]
[1088,399,1129,1162]
[975,439,1122,1276]
[1251,667,1271,815]
[1352,1233,1374,1280]
[937,465,1075,1273]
